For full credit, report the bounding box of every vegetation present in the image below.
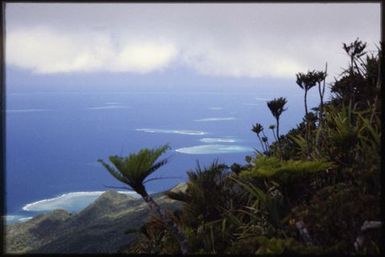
[267,97,288,159]
[98,145,189,254]
[101,39,382,255]
[252,123,268,154]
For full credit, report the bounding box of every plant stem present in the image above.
[304,89,308,117]
[256,134,266,153]
[262,130,270,150]
[276,117,283,160]
[316,63,327,148]
[141,192,189,254]
[370,51,381,124]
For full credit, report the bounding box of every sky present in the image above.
[5,3,381,82]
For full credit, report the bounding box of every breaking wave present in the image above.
[22,191,139,212]
[199,137,237,143]
[136,128,207,136]
[4,215,33,224]
[7,108,48,113]
[209,107,223,110]
[86,105,130,110]
[194,117,235,122]
[175,144,253,154]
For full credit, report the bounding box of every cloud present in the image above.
[6,27,177,74]
[5,3,381,78]
[7,27,107,73]
[112,42,177,73]
[180,42,306,78]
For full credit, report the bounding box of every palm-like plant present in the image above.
[296,71,317,117]
[296,71,318,159]
[99,145,169,196]
[98,144,189,254]
[267,97,287,143]
[343,38,367,75]
[314,68,327,122]
[267,97,287,159]
[251,122,263,135]
[269,124,277,141]
[314,67,328,147]
[252,123,267,153]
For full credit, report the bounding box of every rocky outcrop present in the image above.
[6,184,185,254]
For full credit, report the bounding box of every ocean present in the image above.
[5,83,322,224]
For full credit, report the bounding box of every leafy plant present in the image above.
[98,145,189,254]
[114,40,381,255]
[267,97,288,159]
[252,123,269,154]
[242,156,333,185]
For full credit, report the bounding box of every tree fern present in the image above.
[98,144,170,195]
[99,144,189,254]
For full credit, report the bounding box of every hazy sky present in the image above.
[6,3,381,79]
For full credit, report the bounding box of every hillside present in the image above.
[6,183,186,254]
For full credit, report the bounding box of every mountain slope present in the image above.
[6,184,186,254]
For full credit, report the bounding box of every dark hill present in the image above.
[6,184,186,254]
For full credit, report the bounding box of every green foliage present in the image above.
[241,156,333,185]
[296,71,318,91]
[267,97,287,120]
[321,104,380,173]
[98,144,170,195]
[226,236,321,254]
[165,161,242,254]
[343,38,367,61]
[331,38,380,110]
[169,161,230,224]
[99,145,190,254]
[314,70,327,85]
[119,40,381,255]
[224,237,261,254]
[233,177,286,230]
[289,134,308,158]
[126,216,180,254]
[255,236,321,254]
[265,97,288,159]
[252,123,269,154]
[251,123,263,134]
[292,183,381,254]
[230,163,242,175]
